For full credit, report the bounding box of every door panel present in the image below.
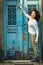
[27,4,41,58]
[4,0,23,60]
[6,32,18,60]
[7,33,17,52]
[8,5,16,25]
[28,4,38,48]
[4,0,21,60]
[28,5,38,58]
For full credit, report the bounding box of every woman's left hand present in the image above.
[35,39,38,43]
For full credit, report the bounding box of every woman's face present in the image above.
[31,11,36,19]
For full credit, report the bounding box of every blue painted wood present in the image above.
[38,21,42,59]
[4,0,23,60]
[4,0,42,60]
[22,0,28,57]
[4,0,8,59]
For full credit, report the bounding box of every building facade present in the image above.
[0,0,43,61]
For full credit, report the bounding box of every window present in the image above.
[8,5,16,25]
[28,5,37,14]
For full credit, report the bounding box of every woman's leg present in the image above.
[31,34,38,58]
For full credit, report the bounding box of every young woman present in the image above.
[19,4,40,61]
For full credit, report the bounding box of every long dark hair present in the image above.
[30,10,40,21]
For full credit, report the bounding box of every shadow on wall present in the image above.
[0,0,4,62]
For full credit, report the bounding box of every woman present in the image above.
[19,4,40,61]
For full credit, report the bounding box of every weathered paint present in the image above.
[4,0,42,60]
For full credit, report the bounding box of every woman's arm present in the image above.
[34,22,39,42]
[19,4,31,19]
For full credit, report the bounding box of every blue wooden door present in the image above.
[20,0,42,60]
[4,0,23,60]
[26,1,42,59]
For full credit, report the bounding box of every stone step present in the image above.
[4,60,33,64]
